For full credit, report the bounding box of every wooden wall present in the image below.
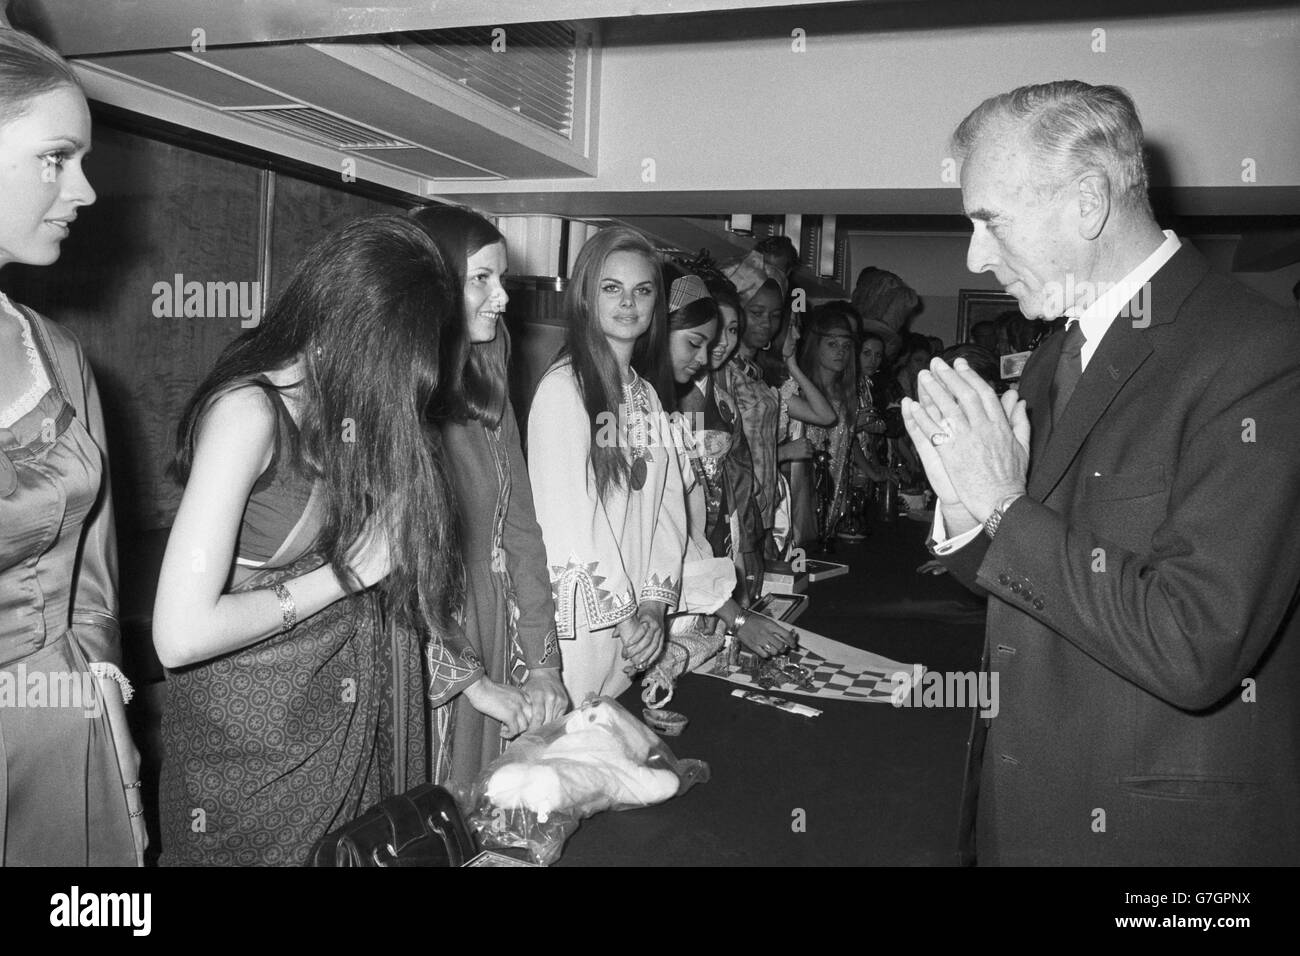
[2,121,403,533]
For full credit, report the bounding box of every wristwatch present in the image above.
[983,493,1024,539]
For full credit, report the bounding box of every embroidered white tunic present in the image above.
[527,362,686,703]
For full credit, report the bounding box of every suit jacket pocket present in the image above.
[1084,465,1166,501]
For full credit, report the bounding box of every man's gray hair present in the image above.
[952,80,1151,213]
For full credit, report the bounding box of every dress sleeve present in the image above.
[499,403,560,671]
[638,388,686,609]
[425,618,485,705]
[59,324,121,667]
[527,366,637,639]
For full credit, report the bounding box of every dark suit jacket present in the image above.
[940,243,1300,865]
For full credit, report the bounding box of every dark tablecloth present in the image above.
[559,518,988,866]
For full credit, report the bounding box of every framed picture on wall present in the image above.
[956,289,1019,344]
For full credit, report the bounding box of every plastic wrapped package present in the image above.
[460,697,710,865]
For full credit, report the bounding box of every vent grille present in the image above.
[383,23,577,137]
[231,106,411,149]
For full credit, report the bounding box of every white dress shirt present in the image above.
[930,230,1182,553]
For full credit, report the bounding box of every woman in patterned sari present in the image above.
[411,206,568,786]
[154,216,480,865]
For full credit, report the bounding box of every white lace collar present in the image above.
[0,292,53,429]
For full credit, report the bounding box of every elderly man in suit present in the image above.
[902,80,1300,865]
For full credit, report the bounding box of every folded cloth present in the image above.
[681,555,736,615]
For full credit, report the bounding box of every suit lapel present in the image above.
[1026,242,1208,501]
[1029,322,1153,500]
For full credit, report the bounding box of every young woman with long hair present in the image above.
[0,26,143,866]
[655,269,796,658]
[527,227,686,703]
[153,215,482,865]
[410,205,568,784]
[797,302,884,542]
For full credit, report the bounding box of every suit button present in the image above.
[1010,582,1022,593]
[1022,589,1033,600]
[998,574,1010,585]
[1033,599,1044,610]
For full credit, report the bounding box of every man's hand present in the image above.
[901,397,973,528]
[905,357,1030,523]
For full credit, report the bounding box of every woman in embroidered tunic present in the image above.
[411,207,568,785]
[0,28,142,866]
[154,217,480,865]
[528,227,687,704]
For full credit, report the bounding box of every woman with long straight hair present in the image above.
[527,227,686,703]
[654,268,796,659]
[153,215,482,866]
[796,302,882,542]
[0,26,143,866]
[410,205,568,785]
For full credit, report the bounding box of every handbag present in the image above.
[306,597,477,867]
[306,783,477,867]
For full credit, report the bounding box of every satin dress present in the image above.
[0,300,134,866]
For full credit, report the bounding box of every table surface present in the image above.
[559,519,988,866]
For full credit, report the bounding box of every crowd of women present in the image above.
[0,28,937,867]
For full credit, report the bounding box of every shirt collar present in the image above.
[1071,229,1181,367]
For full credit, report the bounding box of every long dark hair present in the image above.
[409,205,510,427]
[174,215,465,632]
[657,260,720,413]
[552,226,669,501]
[799,301,861,411]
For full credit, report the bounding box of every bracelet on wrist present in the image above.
[271,582,298,632]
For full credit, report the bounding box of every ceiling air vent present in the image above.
[232,105,413,149]
[382,23,577,138]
